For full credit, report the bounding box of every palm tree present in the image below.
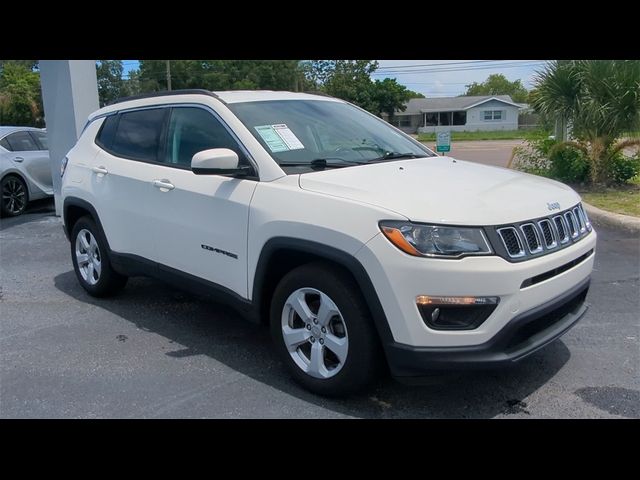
[531,60,640,184]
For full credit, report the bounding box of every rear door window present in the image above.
[110,108,167,162]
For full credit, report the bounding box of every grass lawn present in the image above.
[416,130,548,142]
[579,183,640,217]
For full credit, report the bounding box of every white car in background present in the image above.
[0,126,53,216]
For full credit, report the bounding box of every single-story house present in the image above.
[382,95,522,134]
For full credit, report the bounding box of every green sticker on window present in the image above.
[255,125,290,153]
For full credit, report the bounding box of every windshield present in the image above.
[227,99,436,170]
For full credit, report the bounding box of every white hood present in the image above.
[298,157,581,225]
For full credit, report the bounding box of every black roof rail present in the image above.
[107,89,221,106]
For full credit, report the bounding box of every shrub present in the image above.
[607,152,640,184]
[548,144,590,183]
[512,138,590,183]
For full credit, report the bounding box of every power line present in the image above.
[372,62,546,75]
[376,60,518,70]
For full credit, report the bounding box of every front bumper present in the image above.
[385,277,589,377]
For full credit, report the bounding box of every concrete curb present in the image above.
[583,202,640,233]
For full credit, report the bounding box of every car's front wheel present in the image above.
[270,262,382,396]
[70,216,128,297]
[1,175,28,217]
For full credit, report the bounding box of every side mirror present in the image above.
[191,148,250,176]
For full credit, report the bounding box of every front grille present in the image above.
[520,223,543,254]
[497,227,525,258]
[491,203,592,262]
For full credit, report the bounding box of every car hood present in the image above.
[298,156,581,225]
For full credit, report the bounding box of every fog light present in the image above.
[416,295,499,330]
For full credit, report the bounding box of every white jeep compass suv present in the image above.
[61,90,596,396]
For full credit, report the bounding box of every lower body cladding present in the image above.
[356,229,597,378]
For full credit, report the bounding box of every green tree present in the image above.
[465,73,529,102]
[137,60,302,92]
[369,78,413,117]
[96,60,126,106]
[320,60,379,111]
[406,89,425,99]
[532,60,640,184]
[0,62,43,126]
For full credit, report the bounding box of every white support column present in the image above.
[39,60,99,215]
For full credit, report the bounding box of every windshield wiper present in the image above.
[280,158,367,170]
[367,152,426,162]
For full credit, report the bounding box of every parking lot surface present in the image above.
[1,201,638,418]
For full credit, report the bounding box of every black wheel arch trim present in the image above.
[252,237,396,349]
[62,197,107,243]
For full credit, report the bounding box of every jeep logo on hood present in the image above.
[547,202,561,211]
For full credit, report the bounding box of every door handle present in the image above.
[152,179,175,191]
[13,156,24,163]
[92,166,108,175]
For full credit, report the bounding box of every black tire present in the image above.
[270,262,383,396]
[1,175,28,217]
[70,216,127,297]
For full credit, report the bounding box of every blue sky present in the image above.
[122,60,546,97]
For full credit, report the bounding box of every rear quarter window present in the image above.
[95,115,118,150]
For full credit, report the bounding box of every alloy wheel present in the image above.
[281,287,349,379]
[2,177,26,215]
[75,229,102,285]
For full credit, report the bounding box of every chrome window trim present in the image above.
[90,102,260,178]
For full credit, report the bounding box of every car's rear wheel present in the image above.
[71,216,127,297]
[270,262,382,396]
[1,175,28,217]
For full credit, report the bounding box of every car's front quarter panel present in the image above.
[246,175,407,299]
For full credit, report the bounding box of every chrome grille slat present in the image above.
[574,206,587,233]
[497,227,525,258]
[565,211,579,238]
[538,219,557,249]
[553,215,569,244]
[520,223,543,254]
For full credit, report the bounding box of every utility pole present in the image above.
[166,60,172,91]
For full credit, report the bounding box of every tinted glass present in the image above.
[29,131,48,150]
[165,107,241,167]
[111,108,166,161]
[228,100,434,168]
[96,115,118,149]
[0,137,11,151]
[6,131,39,152]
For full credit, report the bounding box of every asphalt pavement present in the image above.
[1,197,638,418]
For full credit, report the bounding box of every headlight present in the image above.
[379,221,492,258]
